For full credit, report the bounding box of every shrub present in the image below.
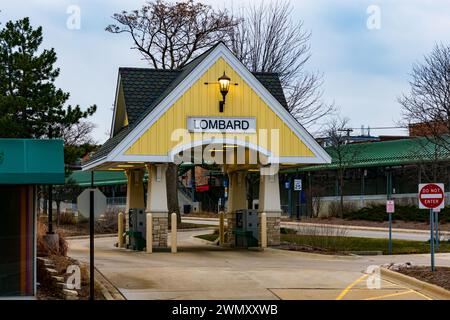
[294,225,349,252]
[328,201,357,218]
[37,220,68,257]
[344,204,450,223]
[59,212,76,225]
[280,227,297,234]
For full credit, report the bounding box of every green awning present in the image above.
[69,170,128,187]
[282,136,450,173]
[0,139,65,185]
[69,164,204,187]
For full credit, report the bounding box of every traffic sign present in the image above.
[77,188,107,218]
[294,179,302,191]
[418,183,445,210]
[386,200,395,213]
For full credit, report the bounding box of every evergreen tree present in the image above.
[0,17,96,139]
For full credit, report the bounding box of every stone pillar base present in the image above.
[150,213,168,248]
[224,212,236,247]
[259,213,281,247]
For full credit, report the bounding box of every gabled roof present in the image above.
[118,68,288,129]
[283,137,450,172]
[87,46,289,166]
[84,43,329,168]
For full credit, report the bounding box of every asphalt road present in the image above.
[68,231,450,300]
[183,217,448,241]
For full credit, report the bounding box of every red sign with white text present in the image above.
[418,183,445,209]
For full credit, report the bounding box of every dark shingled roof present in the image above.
[120,69,180,126]
[84,46,288,166]
[87,126,130,164]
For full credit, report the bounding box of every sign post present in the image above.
[386,200,395,255]
[77,179,107,299]
[434,209,440,250]
[294,179,302,220]
[418,183,445,272]
[285,180,292,218]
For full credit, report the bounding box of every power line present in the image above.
[348,126,408,130]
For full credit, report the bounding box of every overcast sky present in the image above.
[1,0,450,143]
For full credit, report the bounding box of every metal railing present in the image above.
[107,197,127,206]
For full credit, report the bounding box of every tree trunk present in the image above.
[166,163,181,225]
[339,171,344,219]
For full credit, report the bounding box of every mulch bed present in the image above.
[397,266,450,292]
[278,242,348,256]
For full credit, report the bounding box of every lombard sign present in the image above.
[187,117,256,133]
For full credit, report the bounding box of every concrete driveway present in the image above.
[68,230,450,300]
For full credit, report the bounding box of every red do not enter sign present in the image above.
[418,183,445,209]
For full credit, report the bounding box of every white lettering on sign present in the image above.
[418,183,445,210]
[187,117,256,133]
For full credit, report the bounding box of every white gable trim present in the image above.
[100,43,330,166]
[109,73,122,139]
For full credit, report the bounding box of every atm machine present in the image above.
[127,208,146,251]
[235,209,259,247]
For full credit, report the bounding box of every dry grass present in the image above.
[37,220,68,257]
[289,225,350,252]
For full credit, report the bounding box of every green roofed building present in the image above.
[0,139,64,297]
[280,137,450,218]
[73,136,450,219]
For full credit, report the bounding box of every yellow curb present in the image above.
[380,267,450,300]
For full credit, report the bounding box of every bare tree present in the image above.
[106,0,239,69]
[324,118,362,218]
[62,121,97,146]
[230,1,335,128]
[412,136,450,183]
[400,43,450,150]
[106,0,239,221]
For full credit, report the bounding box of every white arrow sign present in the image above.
[77,188,107,218]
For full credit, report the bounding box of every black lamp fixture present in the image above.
[218,72,231,112]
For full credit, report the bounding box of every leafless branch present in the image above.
[230,1,335,128]
[106,0,239,69]
[399,43,450,151]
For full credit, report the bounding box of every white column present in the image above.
[259,168,281,214]
[259,166,281,247]
[146,164,169,248]
[146,164,169,214]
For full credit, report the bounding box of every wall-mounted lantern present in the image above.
[218,72,231,112]
[205,72,236,113]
